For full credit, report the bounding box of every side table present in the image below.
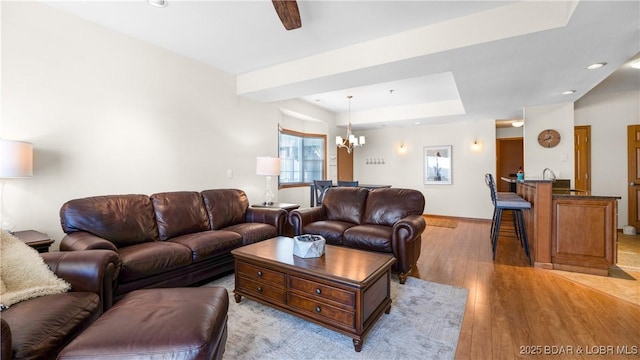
[251,203,300,236]
[12,230,54,253]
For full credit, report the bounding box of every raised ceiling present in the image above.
[44,0,640,129]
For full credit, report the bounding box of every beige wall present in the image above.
[523,103,575,182]
[353,119,497,219]
[0,2,334,246]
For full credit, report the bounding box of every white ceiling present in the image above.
[43,0,640,129]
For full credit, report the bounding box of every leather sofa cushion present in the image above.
[169,230,243,262]
[60,195,159,247]
[151,192,210,241]
[323,187,368,224]
[363,188,425,226]
[117,241,193,282]
[1,292,100,360]
[344,225,393,253]
[304,220,356,245]
[223,223,277,245]
[58,287,229,360]
[201,189,249,230]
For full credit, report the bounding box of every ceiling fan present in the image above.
[272,0,301,30]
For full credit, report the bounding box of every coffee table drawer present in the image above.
[237,261,285,288]
[288,292,355,329]
[289,276,355,307]
[237,276,286,304]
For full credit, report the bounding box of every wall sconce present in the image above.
[399,143,407,154]
[470,140,481,152]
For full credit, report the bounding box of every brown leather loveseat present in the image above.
[289,187,426,284]
[59,189,286,299]
[0,250,120,360]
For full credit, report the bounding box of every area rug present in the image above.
[205,274,468,360]
[423,215,458,229]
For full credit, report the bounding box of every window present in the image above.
[278,127,326,187]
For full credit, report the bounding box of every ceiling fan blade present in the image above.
[272,0,301,30]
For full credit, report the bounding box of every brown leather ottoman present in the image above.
[58,287,229,360]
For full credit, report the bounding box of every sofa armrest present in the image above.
[1,318,11,360]
[60,232,118,252]
[245,207,288,234]
[42,250,120,312]
[392,215,426,244]
[288,207,327,235]
[391,215,426,271]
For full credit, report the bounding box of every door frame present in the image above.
[628,125,640,229]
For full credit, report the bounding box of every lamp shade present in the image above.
[0,139,33,178]
[256,156,281,176]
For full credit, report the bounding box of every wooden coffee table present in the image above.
[231,236,396,352]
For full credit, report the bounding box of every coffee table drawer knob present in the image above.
[315,288,321,295]
[315,306,321,313]
[257,271,263,277]
[257,287,263,293]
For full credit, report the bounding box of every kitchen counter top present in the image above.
[501,176,553,184]
[552,190,621,200]
[502,177,620,200]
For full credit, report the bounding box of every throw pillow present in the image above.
[0,230,70,310]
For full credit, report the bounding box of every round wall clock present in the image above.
[537,129,561,148]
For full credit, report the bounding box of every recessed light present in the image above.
[147,0,167,8]
[512,120,524,128]
[586,62,607,70]
[562,90,576,95]
[632,60,640,69]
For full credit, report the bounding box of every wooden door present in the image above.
[337,146,353,181]
[627,125,640,229]
[574,126,591,191]
[496,138,523,192]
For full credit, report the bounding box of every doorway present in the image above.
[627,125,640,230]
[336,146,353,181]
[574,125,591,191]
[496,138,523,192]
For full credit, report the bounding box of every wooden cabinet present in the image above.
[552,196,618,275]
[517,181,619,275]
[233,258,390,339]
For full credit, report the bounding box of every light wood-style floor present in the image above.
[414,218,640,360]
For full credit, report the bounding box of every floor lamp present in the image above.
[256,156,281,205]
[0,139,33,232]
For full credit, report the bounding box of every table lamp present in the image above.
[0,139,33,231]
[256,156,280,205]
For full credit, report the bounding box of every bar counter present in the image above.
[516,179,620,275]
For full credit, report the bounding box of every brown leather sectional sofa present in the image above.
[59,189,287,299]
[289,187,426,283]
[0,250,120,360]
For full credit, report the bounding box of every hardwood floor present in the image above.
[414,218,640,360]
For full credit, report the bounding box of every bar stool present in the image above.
[485,174,532,264]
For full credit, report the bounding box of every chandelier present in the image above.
[336,96,365,154]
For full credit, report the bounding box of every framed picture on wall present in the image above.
[424,145,452,185]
